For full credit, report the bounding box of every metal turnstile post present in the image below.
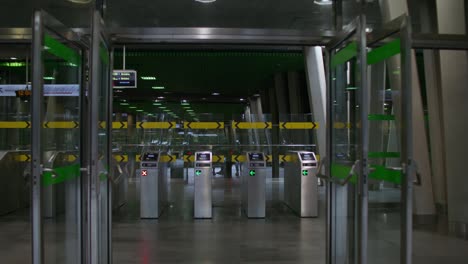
[194,151,212,219]
[284,151,318,217]
[140,152,167,219]
[242,152,267,218]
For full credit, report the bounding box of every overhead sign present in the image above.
[0,84,80,97]
[113,70,137,88]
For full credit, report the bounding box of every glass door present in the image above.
[87,10,113,264]
[326,14,368,264]
[366,15,413,264]
[31,10,86,264]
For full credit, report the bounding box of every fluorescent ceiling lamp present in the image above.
[153,103,162,106]
[314,0,332,5]
[152,86,165,90]
[10,57,17,60]
[158,106,167,109]
[120,102,129,106]
[181,102,190,106]
[141,76,156,80]
[136,109,144,112]
[157,96,164,99]
[186,109,194,112]
[183,106,191,109]
[163,109,171,112]
[195,0,216,3]
[212,92,220,96]
[240,98,245,101]
[0,62,25,67]
[43,76,55,80]
[129,106,137,109]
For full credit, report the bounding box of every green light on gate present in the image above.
[249,170,256,176]
[302,170,308,176]
[195,170,202,176]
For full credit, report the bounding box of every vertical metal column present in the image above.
[31,10,44,264]
[357,12,368,264]
[88,11,101,264]
[400,16,413,264]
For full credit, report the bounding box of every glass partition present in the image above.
[0,43,31,263]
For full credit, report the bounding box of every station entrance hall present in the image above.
[1,1,468,264]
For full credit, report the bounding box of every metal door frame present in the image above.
[87,10,113,264]
[324,13,368,264]
[366,15,413,264]
[31,9,88,264]
[324,13,414,264]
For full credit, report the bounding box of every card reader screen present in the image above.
[196,153,211,161]
[300,153,316,161]
[248,153,264,161]
[142,153,158,161]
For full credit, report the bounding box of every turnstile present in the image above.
[241,152,266,218]
[194,151,212,219]
[140,152,168,219]
[284,151,318,217]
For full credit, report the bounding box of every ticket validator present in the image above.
[140,152,168,219]
[194,151,213,219]
[242,152,267,218]
[284,151,318,217]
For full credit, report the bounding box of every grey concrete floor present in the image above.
[1,169,468,263]
[112,173,327,264]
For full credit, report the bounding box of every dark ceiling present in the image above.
[112,50,306,120]
[0,0,383,30]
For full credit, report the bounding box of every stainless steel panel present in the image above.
[242,152,266,218]
[284,151,318,218]
[194,168,212,219]
[140,167,159,218]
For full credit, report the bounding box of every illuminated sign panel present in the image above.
[113,70,137,88]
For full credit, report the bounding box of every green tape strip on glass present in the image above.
[42,163,80,186]
[44,34,81,66]
[331,163,358,184]
[331,163,402,184]
[367,38,401,65]
[368,152,401,158]
[368,114,395,121]
[331,42,358,69]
